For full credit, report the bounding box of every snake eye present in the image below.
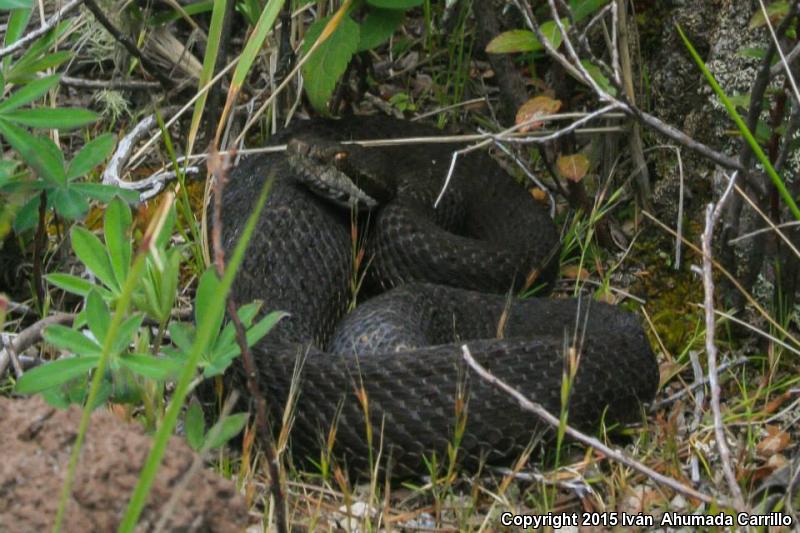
[334,151,349,169]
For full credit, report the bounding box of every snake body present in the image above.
[221,115,658,477]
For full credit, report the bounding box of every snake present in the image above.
[220,115,658,478]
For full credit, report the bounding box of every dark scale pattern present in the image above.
[220,115,658,478]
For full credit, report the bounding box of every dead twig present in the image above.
[461,345,722,506]
[0,312,76,378]
[82,0,174,89]
[0,0,83,60]
[700,171,746,511]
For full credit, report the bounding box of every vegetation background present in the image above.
[1,0,799,530]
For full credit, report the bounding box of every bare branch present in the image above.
[701,172,746,511]
[0,0,83,60]
[461,345,722,506]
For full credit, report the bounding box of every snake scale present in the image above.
[220,115,658,477]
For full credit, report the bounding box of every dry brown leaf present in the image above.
[530,187,547,202]
[557,153,590,182]
[515,95,561,132]
[561,264,589,280]
[756,425,791,457]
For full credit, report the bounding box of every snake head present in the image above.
[286,137,379,210]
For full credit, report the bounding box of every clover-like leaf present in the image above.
[66,133,116,181]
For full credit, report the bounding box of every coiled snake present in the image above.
[220,115,658,477]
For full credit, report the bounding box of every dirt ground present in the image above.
[0,395,250,532]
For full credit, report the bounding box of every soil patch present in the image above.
[0,395,249,532]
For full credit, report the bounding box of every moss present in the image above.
[632,224,706,356]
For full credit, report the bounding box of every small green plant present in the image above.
[301,0,424,113]
[16,196,282,412]
[185,399,249,451]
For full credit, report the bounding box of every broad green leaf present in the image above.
[580,60,617,95]
[0,121,66,184]
[51,186,90,220]
[71,226,119,292]
[12,193,40,233]
[66,133,116,180]
[85,290,111,344]
[104,197,132,287]
[112,314,144,355]
[46,272,102,297]
[3,8,32,48]
[16,355,100,393]
[204,413,249,449]
[570,0,609,23]
[194,268,225,343]
[367,0,422,7]
[486,29,537,54]
[0,74,59,112]
[8,49,71,83]
[302,15,360,113]
[70,183,140,203]
[43,325,101,356]
[167,322,194,353]
[358,8,404,52]
[246,310,287,346]
[118,354,183,381]
[236,301,262,326]
[486,20,566,54]
[0,0,32,9]
[0,107,98,130]
[185,401,205,450]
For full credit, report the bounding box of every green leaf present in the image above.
[302,15,360,113]
[486,20,566,55]
[194,269,225,344]
[104,197,132,287]
[66,133,116,180]
[0,120,66,184]
[71,226,119,292]
[0,107,98,130]
[204,413,249,449]
[51,186,90,220]
[246,310,287,346]
[3,8,33,48]
[117,354,183,381]
[46,272,102,297]
[358,8,404,52]
[0,0,33,9]
[486,29,538,54]
[70,183,140,203]
[366,0,422,7]
[12,193,40,233]
[7,50,71,83]
[580,60,617,96]
[112,314,144,354]
[168,322,194,354]
[570,0,609,23]
[15,355,100,393]
[43,325,101,356]
[0,74,59,112]
[85,289,111,343]
[185,401,205,450]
